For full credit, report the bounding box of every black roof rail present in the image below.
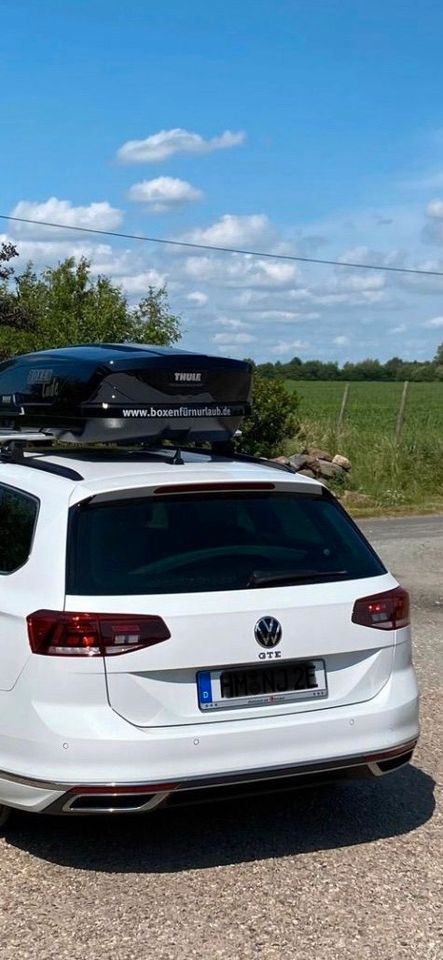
[19,459,84,481]
[0,438,84,481]
[0,434,296,482]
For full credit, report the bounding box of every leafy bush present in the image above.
[237,371,299,458]
[0,256,181,358]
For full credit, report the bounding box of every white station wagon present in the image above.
[0,345,419,822]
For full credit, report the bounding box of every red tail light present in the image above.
[352,587,410,631]
[27,611,171,656]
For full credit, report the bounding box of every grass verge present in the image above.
[285,418,443,518]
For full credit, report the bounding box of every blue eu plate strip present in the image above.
[198,671,213,705]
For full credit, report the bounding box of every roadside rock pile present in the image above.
[272,447,352,482]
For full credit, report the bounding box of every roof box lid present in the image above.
[0,343,252,444]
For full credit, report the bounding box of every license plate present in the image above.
[197,659,327,711]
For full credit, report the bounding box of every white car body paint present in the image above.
[0,450,419,815]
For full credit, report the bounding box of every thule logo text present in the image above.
[174,372,203,383]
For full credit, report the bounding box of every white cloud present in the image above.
[117,128,245,164]
[116,270,166,294]
[216,317,251,329]
[10,197,123,235]
[312,292,355,306]
[311,286,386,306]
[338,244,405,270]
[186,290,208,306]
[256,309,320,321]
[270,339,308,356]
[426,199,443,218]
[128,177,203,212]
[423,315,443,328]
[255,261,298,284]
[184,214,271,248]
[0,236,105,264]
[235,289,310,309]
[213,332,254,345]
[183,252,298,291]
[337,272,385,292]
[7,170,443,365]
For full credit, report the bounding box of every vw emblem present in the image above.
[254,616,282,648]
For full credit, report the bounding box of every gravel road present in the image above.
[0,517,441,960]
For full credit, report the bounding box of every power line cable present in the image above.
[1,213,443,277]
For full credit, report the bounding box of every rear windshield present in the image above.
[67,491,385,596]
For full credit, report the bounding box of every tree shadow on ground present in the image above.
[5,762,436,874]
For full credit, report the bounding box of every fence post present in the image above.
[337,383,350,434]
[395,381,409,443]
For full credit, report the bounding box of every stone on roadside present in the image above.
[271,456,290,465]
[299,468,316,478]
[304,447,333,462]
[332,454,352,471]
[317,459,345,479]
[288,453,310,470]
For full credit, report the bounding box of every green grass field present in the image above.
[283,380,443,514]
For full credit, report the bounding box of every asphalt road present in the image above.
[360,514,443,544]
[0,517,441,960]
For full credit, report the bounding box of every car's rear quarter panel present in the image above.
[0,469,70,690]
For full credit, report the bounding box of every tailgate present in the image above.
[65,482,396,727]
[66,574,398,726]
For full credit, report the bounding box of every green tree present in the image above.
[0,242,18,281]
[131,285,181,345]
[0,243,36,349]
[0,256,182,358]
[238,370,299,458]
[410,363,436,381]
[383,356,405,380]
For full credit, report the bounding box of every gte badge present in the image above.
[254,617,283,659]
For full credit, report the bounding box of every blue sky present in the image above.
[2,0,443,362]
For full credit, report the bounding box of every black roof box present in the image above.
[0,344,252,444]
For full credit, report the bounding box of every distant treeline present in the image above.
[257,347,443,382]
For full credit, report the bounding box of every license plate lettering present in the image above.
[290,664,306,690]
[220,672,235,699]
[198,659,327,711]
[306,663,318,689]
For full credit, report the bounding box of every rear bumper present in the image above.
[0,738,417,815]
[0,662,419,814]
[39,739,420,814]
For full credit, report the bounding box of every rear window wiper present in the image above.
[247,569,349,588]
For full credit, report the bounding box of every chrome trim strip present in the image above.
[0,769,68,790]
[61,791,170,815]
[0,739,417,794]
[368,762,385,777]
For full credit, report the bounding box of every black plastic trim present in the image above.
[19,459,84,481]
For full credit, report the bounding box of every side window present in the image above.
[0,484,39,574]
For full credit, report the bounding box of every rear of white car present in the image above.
[0,451,419,817]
